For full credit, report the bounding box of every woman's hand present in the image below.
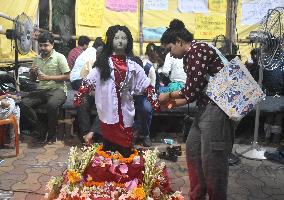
[158,93,171,104]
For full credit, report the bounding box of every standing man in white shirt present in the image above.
[70,37,104,143]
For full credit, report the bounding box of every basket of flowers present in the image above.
[45,144,184,200]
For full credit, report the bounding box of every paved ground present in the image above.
[0,129,284,200]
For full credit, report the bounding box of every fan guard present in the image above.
[14,13,33,55]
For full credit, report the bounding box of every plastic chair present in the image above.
[0,115,19,156]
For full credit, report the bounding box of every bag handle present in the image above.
[207,43,230,66]
[202,43,230,82]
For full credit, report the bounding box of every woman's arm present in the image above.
[159,90,183,104]
[159,91,187,109]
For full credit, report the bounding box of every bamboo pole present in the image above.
[225,0,238,54]
[49,0,52,32]
[226,0,233,54]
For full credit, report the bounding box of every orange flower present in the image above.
[95,145,139,164]
[84,180,96,187]
[67,170,81,184]
[132,187,145,200]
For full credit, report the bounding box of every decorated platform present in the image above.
[46,144,184,200]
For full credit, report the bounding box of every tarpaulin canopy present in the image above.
[1,0,283,64]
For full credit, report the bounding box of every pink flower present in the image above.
[125,178,138,191]
[92,157,102,167]
[118,194,129,200]
[104,158,113,165]
[70,187,79,198]
[133,156,140,164]
[119,163,128,174]
[109,163,118,174]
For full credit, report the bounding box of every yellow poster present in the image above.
[209,0,227,12]
[77,0,105,27]
[194,14,226,39]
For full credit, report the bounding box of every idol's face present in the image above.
[112,30,128,55]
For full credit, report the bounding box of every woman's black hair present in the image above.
[145,42,156,56]
[160,19,194,45]
[94,25,134,81]
[92,37,104,49]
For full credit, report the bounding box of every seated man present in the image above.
[67,35,90,70]
[245,48,260,82]
[20,31,70,144]
[0,91,20,148]
[262,52,284,144]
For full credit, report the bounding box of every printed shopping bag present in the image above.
[205,56,265,121]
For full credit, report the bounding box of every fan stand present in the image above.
[13,36,20,92]
[235,58,275,160]
[235,103,267,160]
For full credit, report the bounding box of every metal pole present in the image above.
[0,12,15,21]
[139,0,144,56]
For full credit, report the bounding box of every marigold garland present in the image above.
[84,180,125,188]
[96,145,139,164]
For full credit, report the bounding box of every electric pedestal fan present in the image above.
[0,12,33,90]
[0,12,72,90]
[235,7,284,160]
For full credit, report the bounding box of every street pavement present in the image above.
[0,132,284,200]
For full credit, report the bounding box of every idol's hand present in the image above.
[83,132,94,146]
[74,81,94,107]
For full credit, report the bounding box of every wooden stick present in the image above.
[49,0,52,32]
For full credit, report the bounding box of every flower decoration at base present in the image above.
[46,144,184,200]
